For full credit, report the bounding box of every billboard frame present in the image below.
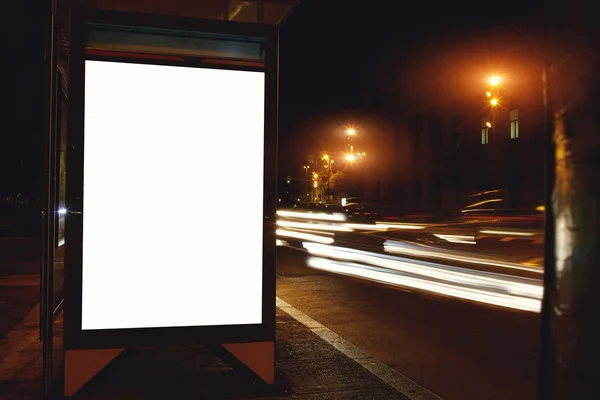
[64,8,279,350]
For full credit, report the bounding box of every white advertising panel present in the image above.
[81,60,265,330]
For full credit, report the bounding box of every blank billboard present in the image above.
[81,60,265,330]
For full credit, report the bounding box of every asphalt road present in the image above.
[276,241,541,400]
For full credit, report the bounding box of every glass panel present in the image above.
[510,109,519,121]
[54,76,67,312]
[57,89,67,247]
[86,24,265,62]
[50,310,65,398]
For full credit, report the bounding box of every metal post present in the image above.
[303,166,309,203]
[326,159,331,203]
[539,0,600,398]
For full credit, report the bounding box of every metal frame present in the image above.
[64,8,279,350]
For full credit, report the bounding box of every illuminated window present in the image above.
[510,109,519,139]
[481,118,489,144]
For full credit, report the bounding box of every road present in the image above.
[0,210,543,399]
[276,247,540,400]
[276,209,543,400]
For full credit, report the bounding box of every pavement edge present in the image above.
[276,297,443,400]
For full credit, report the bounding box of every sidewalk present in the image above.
[0,298,438,400]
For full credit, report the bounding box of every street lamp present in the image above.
[303,165,310,203]
[323,154,332,203]
[346,128,356,154]
[490,98,499,107]
[489,76,501,86]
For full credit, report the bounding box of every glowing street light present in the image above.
[489,76,501,86]
[486,121,492,128]
[346,154,357,162]
[322,154,333,202]
[303,165,310,203]
[490,98,499,106]
[346,128,356,136]
[486,91,492,97]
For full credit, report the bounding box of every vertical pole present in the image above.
[492,109,497,188]
[539,0,600,398]
[327,160,330,203]
[42,0,56,398]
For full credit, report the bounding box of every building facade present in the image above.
[377,29,546,214]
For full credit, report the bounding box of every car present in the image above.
[342,202,380,223]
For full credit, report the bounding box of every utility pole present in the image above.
[327,158,331,200]
[303,165,309,203]
[538,0,600,398]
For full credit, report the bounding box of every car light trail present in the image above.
[306,256,541,313]
[302,242,542,312]
[479,229,539,236]
[277,220,353,232]
[434,234,476,244]
[276,229,334,244]
[374,222,425,230]
[383,240,543,274]
[276,210,347,222]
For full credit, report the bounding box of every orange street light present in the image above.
[486,91,492,97]
[490,98,499,106]
[346,154,357,162]
[489,76,501,86]
[346,128,356,136]
[486,121,492,128]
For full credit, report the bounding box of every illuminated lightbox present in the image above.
[81,60,265,330]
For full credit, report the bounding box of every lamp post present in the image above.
[323,154,332,203]
[487,75,501,188]
[312,172,318,203]
[303,165,310,203]
[488,76,501,145]
[346,128,356,154]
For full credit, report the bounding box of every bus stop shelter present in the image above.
[40,1,297,398]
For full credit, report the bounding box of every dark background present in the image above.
[0,0,544,198]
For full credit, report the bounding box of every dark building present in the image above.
[375,28,546,214]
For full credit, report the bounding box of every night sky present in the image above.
[278,0,544,178]
[0,0,544,197]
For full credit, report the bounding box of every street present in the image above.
[277,246,540,400]
[276,210,543,400]
[0,213,543,400]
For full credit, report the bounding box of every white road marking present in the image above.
[276,297,442,400]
